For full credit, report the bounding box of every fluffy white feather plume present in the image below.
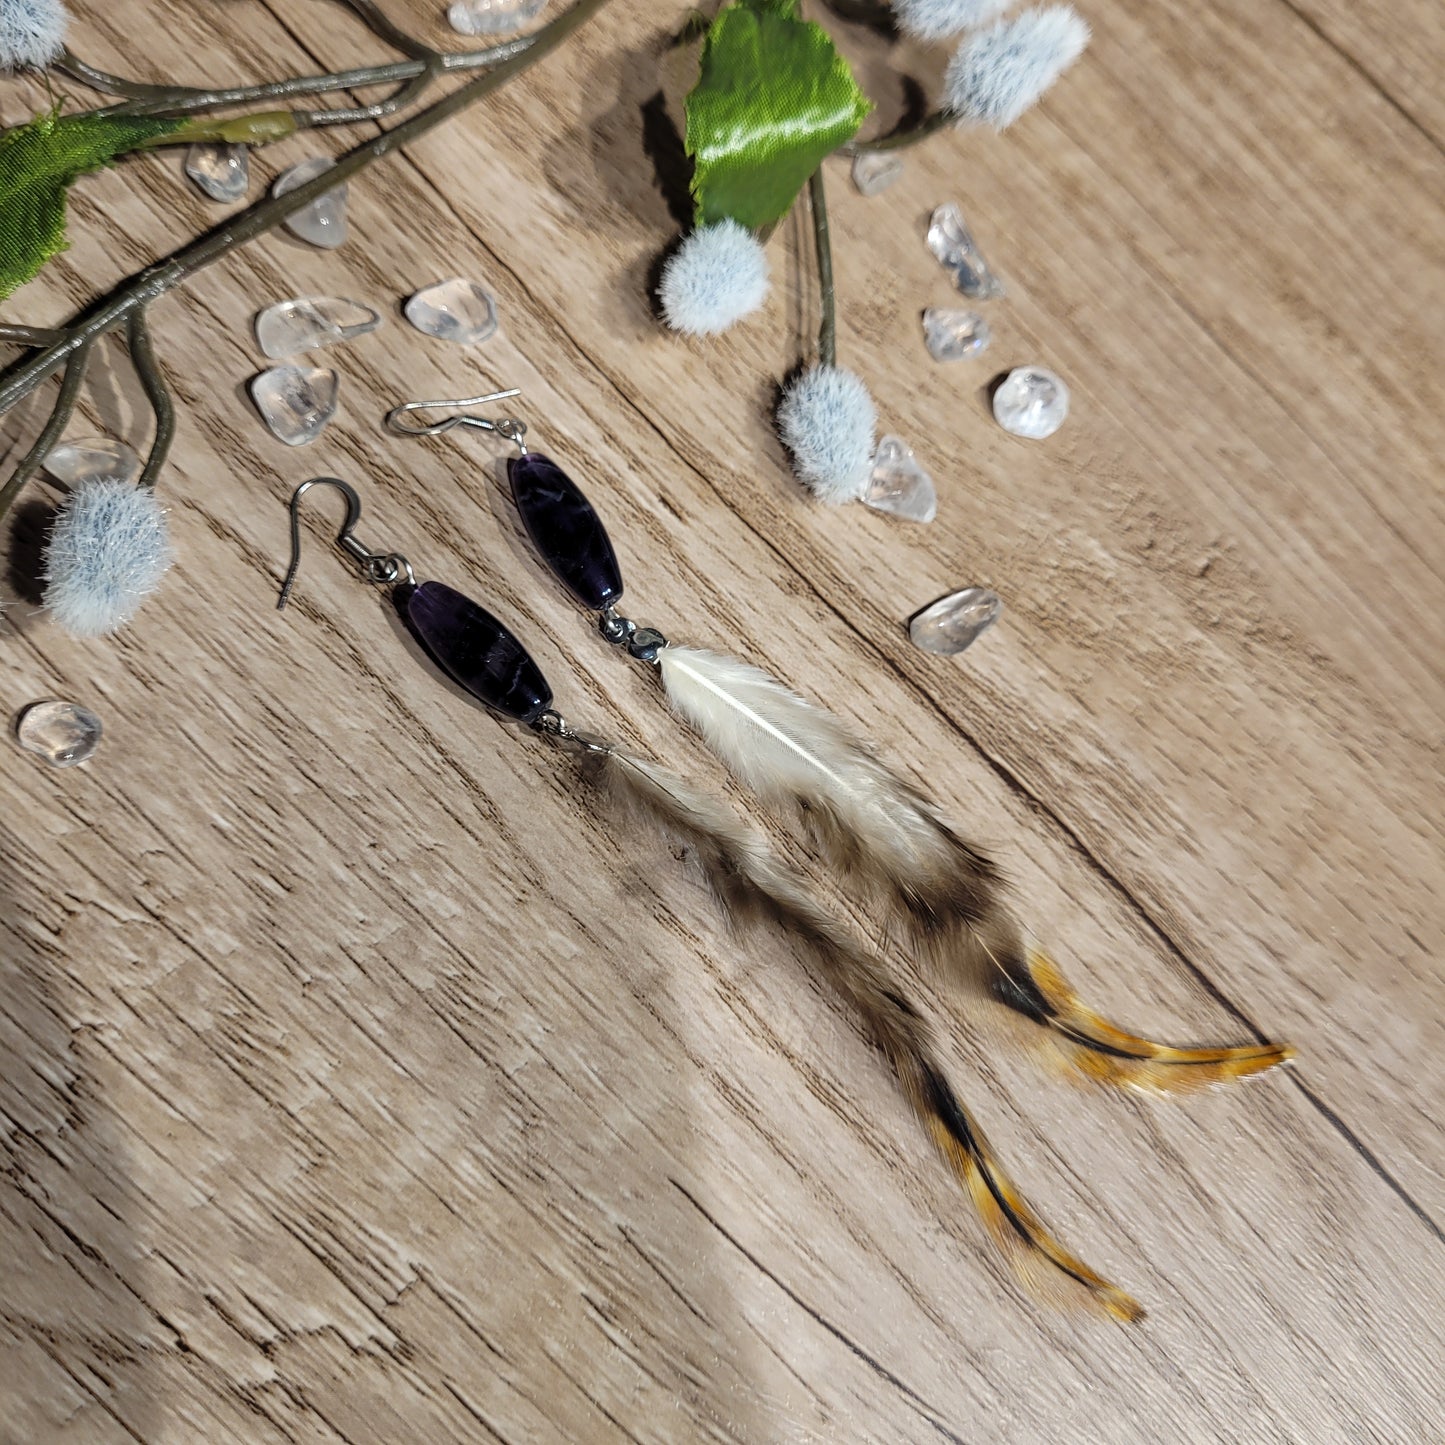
[894,0,1012,42]
[943,6,1090,130]
[657,644,1004,941]
[658,220,770,336]
[42,478,173,636]
[0,0,67,69]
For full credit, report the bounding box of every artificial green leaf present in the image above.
[685,0,871,231]
[0,109,182,301]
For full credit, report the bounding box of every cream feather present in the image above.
[657,645,1294,1095]
[591,741,1142,1321]
[658,644,1010,964]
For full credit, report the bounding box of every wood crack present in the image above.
[1271,0,1444,153]
[671,1178,969,1444]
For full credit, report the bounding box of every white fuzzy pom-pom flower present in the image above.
[943,6,1089,130]
[893,0,1012,42]
[777,365,877,504]
[42,479,173,637]
[0,0,68,70]
[659,220,771,337]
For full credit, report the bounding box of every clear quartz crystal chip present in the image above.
[185,141,249,203]
[14,699,103,767]
[992,366,1069,439]
[404,278,499,345]
[447,0,547,35]
[43,438,141,487]
[273,158,349,249]
[863,436,937,524]
[255,297,382,359]
[922,307,991,362]
[250,366,339,446]
[851,150,903,197]
[909,588,1002,656]
[926,202,1004,300]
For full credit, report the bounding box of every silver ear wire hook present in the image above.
[278,477,415,610]
[384,388,528,453]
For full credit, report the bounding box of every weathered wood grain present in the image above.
[2,1,1441,1441]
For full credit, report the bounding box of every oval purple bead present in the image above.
[507,452,624,611]
[400,580,552,724]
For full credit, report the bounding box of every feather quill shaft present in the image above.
[593,742,1142,1321]
[658,645,1293,1094]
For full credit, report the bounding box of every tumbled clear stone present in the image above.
[255,297,381,359]
[404,278,499,345]
[185,141,249,203]
[993,366,1069,440]
[922,307,991,362]
[14,699,103,767]
[250,366,339,446]
[926,202,1004,300]
[851,151,903,197]
[448,0,546,35]
[273,157,349,249]
[863,436,937,524]
[909,588,1002,655]
[44,438,141,488]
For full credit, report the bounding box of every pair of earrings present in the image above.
[277,390,1295,1322]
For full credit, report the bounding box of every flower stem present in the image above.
[58,37,529,122]
[0,324,64,347]
[848,108,952,154]
[142,112,300,149]
[0,0,613,463]
[0,340,93,520]
[334,0,434,59]
[807,168,836,369]
[127,309,174,492]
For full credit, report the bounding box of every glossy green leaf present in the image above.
[0,109,181,301]
[685,0,871,231]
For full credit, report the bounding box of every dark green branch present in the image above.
[0,0,613,474]
[60,37,530,122]
[57,50,176,102]
[0,324,65,347]
[303,58,442,128]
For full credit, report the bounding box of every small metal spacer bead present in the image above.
[626,627,668,663]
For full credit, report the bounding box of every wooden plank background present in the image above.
[2,1,1441,1439]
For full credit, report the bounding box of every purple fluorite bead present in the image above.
[507,452,623,611]
[400,580,552,723]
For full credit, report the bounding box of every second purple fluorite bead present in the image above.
[507,452,623,612]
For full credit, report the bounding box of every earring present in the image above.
[385,395,1296,1101]
[278,472,1147,1322]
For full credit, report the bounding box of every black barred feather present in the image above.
[593,743,1143,1321]
[992,949,1296,1094]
